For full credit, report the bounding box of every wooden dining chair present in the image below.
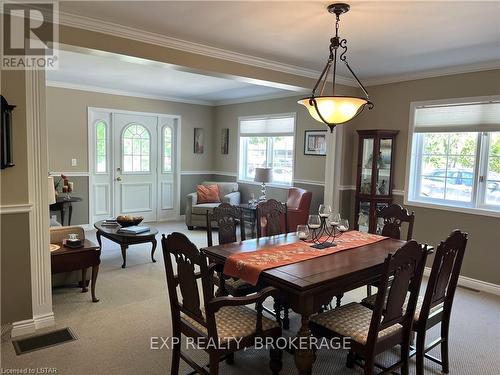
[366,204,416,297]
[412,230,468,374]
[256,199,288,238]
[361,230,468,374]
[161,232,283,375]
[310,240,428,375]
[255,199,291,328]
[378,204,415,241]
[206,203,256,297]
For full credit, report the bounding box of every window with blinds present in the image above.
[238,114,295,186]
[407,98,500,213]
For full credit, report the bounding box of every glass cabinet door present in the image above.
[360,138,374,195]
[375,202,390,234]
[357,200,371,233]
[375,138,392,196]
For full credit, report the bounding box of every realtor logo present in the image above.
[2,1,59,69]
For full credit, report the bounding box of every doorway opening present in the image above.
[89,108,180,224]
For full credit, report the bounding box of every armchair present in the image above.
[185,181,240,229]
[286,187,312,232]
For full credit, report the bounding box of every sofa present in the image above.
[286,187,313,232]
[185,181,240,229]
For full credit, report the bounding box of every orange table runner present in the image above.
[224,231,387,285]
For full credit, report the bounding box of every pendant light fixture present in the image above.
[298,3,373,132]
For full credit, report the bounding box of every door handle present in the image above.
[116,177,122,181]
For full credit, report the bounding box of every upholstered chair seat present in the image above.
[310,302,402,345]
[182,305,280,342]
[362,294,444,323]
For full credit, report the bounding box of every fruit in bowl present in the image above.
[116,215,144,227]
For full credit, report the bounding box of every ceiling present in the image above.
[60,1,500,82]
[47,50,299,105]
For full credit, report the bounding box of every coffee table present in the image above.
[94,221,159,268]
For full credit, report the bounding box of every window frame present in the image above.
[162,124,173,174]
[405,96,500,218]
[237,113,296,188]
[94,119,108,174]
[121,123,152,174]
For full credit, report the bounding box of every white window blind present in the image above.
[240,116,294,136]
[414,101,500,133]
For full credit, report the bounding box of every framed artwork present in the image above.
[221,128,229,154]
[304,130,327,156]
[194,128,204,154]
[1,96,16,169]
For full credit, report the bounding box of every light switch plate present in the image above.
[71,158,77,166]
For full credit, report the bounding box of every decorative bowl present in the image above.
[116,215,144,227]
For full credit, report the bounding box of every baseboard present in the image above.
[424,267,500,296]
[11,313,55,338]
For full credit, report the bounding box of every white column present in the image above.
[25,69,54,330]
[324,126,344,214]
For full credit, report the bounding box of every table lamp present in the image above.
[48,176,56,205]
[254,167,272,201]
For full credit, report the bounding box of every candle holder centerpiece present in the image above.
[298,204,349,249]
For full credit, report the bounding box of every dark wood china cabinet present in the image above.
[355,129,399,233]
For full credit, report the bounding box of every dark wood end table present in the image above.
[94,221,159,268]
[49,196,83,226]
[51,239,101,302]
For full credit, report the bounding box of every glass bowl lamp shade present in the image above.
[298,96,370,126]
[299,3,373,132]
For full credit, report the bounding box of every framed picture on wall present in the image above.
[221,128,229,154]
[304,130,327,156]
[194,128,204,154]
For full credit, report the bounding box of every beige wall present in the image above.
[213,85,358,183]
[349,69,500,188]
[1,70,33,324]
[47,86,215,172]
[347,69,500,285]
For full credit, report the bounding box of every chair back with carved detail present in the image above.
[367,240,428,346]
[377,204,415,241]
[206,203,245,247]
[419,230,468,324]
[256,199,288,238]
[161,232,213,331]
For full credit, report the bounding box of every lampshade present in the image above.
[48,176,56,205]
[254,167,272,183]
[298,96,369,125]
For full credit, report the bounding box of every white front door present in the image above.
[113,113,158,222]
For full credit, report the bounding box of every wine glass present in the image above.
[338,219,349,232]
[296,225,310,240]
[318,204,331,218]
[328,213,341,227]
[307,215,321,229]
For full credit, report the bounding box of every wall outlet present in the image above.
[71,158,77,166]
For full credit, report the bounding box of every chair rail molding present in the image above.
[0,203,33,214]
[12,69,55,337]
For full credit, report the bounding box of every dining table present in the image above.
[203,231,429,375]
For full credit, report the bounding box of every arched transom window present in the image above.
[122,123,150,172]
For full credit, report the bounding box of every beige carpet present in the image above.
[1,221,499,374]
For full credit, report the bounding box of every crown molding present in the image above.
[363,60,500,87]
[57,11,357,87]
[215,90,307,106]
[46,80,214,106]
